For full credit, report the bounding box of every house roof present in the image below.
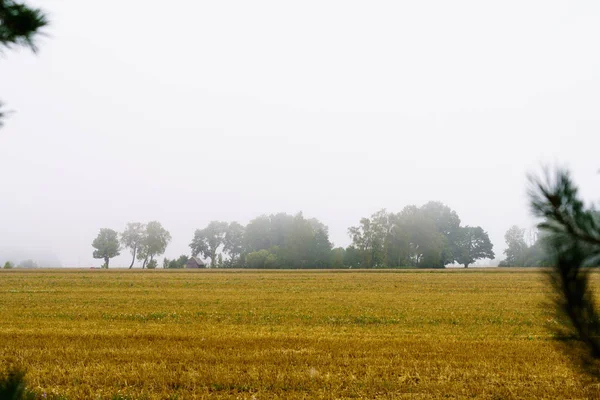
[189,257,206,266]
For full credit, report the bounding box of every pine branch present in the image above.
[529,168,600,377]
[0,0,48,52]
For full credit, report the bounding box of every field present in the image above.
[0,269,598,399]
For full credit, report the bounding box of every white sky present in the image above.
[1,0,599,267]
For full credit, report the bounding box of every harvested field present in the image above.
[0,269,596,399]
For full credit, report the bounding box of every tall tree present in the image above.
[394,205,446,268]
[419,201,461,266]
[190,221,228,267]
[308,218,333,268]
[348,213,385,268]
[223,221,245,267]
[0,0,48,127]
[244,215,272,253]
[92,229,120,268]
[454,226,495,268]
[241,213,333,269]
[121,222,145,269]
[503,225,527,266]
[284,213,316,268]
[138,221,171,268]
[269,213,295,249]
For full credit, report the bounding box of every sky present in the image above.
[1,0,599,267]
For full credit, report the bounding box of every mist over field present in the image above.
[1,1,600,267]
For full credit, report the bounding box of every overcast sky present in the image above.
[1,0,599,267]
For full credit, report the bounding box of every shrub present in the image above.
[245,250,270,268]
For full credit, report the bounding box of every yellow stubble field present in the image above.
[0,268,597,399]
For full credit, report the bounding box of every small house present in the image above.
[185,257,206,269]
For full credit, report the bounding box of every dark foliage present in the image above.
[0,0,48,51]
[530,169,600,376]
[0,366,29,400]
[0,0,48,127]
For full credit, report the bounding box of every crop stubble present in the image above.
[0,269,597,399]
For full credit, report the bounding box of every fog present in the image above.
[1,0,599,267]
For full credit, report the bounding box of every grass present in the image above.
[0,268,597,399]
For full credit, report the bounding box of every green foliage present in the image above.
[121,222,145,269]
[331,247,346,269]
[343,246,362,268]
[184,207,490,269]
[264,253,278,269]
[243,248,283,269]
[217,212,333,269]
[420,201,461,266]
[0,365,27,400]
[347,203,472,268]
[138,221,171,268]
[3,261,13,269]
[244,215,272,253]
[498,226,549,267]
[146,259,157,269]
[454,226,495,268]
[0,0,48,128]
[0,0,48,51]
[163,255,189,269]
[17,259,37,269]
[190,221,228,268]
[223,222,245,266]
[529,168,600,377]
[92,228,120,268]
[502,225,528,266]
[245,249,271,269]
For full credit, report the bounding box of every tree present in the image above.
[3,261,13,269]
[309,218,333,268]
[245,249,270,269]
[17,259,37,268]
[529,168,600,378]
[189,221,228,267]
[331,247,345,269]
[284,213,319,268]
[244,215,272,253]
[454,226,495,268]
[419,201,461,266]
[343,245,362,268]
[348,216,380,268]
[242,213,333,269]
[0,0,48,127]
[121,222,145,269]
[502,225,527,266]
[92,228,120,268]
[223,221,245,266]
[394,205,447,268]
[137,221,171,268]
[163,255,189,269]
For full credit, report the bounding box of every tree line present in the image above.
[498,225,549,267]
[92,201,496,269]
[344,202,494,268]
[92,221,171,268]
